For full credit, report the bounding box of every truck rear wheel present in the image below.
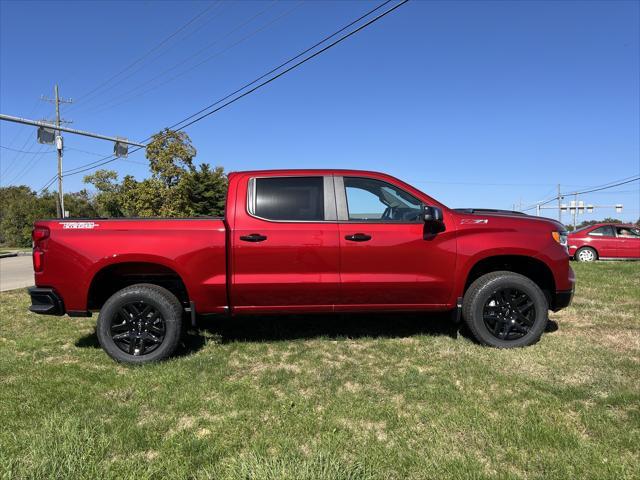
[462,271,548,348]
[96,283,183,364]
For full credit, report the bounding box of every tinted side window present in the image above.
[254,177,324,221]
[588,226,615,237]
[344,177,423,222]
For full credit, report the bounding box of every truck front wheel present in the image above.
[96,284,183,364]
[462,271,548,348]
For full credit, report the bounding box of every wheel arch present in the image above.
[87,261,190,311]
[462,255,556,302]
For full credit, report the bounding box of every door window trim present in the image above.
[334,175,426,224]
[588,225,615,237]
[246,175,337,223]
[613,225,640,238]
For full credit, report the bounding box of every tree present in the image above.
[64,190,98,218]
[146,129,197,187]
[83,170,125,217]
[0,186,56,247]
[177,164,227,217]
[83,129,227,218]
[0,130,225,245]
[120,176,166,217]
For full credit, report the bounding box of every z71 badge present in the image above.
[60,222,100,229]
[461,219,489,224]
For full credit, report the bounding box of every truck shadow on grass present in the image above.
[76,313,559,356]
[76,311,463,354]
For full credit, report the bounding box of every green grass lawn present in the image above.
[1,263,638,479]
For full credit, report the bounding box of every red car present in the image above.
[29,169,575,363]
[568,223,640,262]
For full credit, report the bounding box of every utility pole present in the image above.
[2,88,143,218]
[55,85,63,217]
[538,200,623,225]
[557,184,562,222]
[41,85,72,218]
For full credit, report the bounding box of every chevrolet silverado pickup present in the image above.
[29,169,575,363]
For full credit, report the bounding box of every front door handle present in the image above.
[240,233,267,242]
[345,233,372,242]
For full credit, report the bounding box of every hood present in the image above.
[452,208,566,231]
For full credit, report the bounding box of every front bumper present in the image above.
[28,287,65,316]
[551,288,574,311]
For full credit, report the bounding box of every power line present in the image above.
[69,1,221,109]
[40,0,406,185]
[0,99,40,151]
[583,189,638,195]
[66,146,146,164]
[0,135,39,179]
[170,0,409,133]
[70,2,230,115]
[4,145,51,186]
[0,145,56,154]
[38,175,58,194]
[0,101,47,177]
[521,175,640,212]
[37,149,145,194]
[413,179,556,187]
[570,176,639,196]
[77,1,284,116]
[63,147,146,178]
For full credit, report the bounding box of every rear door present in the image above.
[335,175,455,310]
[231,175,340,312]
[586,225,618,257]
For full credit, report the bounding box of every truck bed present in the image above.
[33,218,228,315]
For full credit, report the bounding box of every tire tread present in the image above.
[462,271,547,348]
[96,283,183,364]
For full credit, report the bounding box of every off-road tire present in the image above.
[96,283,183,364]
[462,271,548,348]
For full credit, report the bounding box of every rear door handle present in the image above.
[345,233,372,242]
[240,233,267,242]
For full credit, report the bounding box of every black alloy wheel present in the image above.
[110,301,166,356]
[97,284,183,364]
[482,287,535,340]
[462,271,548,348]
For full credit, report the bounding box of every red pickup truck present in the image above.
[29,169,575,363]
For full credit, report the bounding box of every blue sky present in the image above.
[1,0,638,222]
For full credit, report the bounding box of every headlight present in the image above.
[552,230,568,247]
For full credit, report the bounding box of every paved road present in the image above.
[0,256,34,292]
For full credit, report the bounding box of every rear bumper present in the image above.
[28,287,65,316]
[551,288,574,312]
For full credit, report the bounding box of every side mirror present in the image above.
[423,206,445,234]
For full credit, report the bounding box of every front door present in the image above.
[231,175,340,312]
[335,175,456,310]
[586,225,618,257]
[614,225,640,259]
